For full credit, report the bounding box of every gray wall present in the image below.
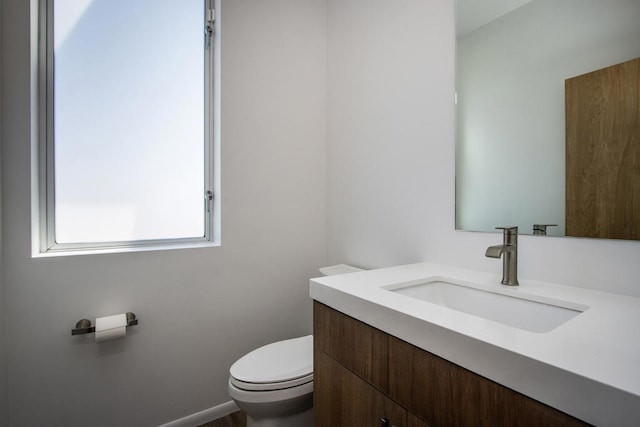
[0,0,7,423]
[326,0,640,297]
[0,0,326,426]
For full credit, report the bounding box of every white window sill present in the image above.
[32,240,220,258]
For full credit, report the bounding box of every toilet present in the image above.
[228,265,363,426]
[228,335,314,427]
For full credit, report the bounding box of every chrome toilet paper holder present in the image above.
[71,312,138,335]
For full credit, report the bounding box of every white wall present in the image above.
[326,0,640,298]
[3,0,640,425]
[0,0,326,426]
[456,0,640,235]
[327,0,456,269]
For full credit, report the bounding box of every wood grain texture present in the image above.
[315,302,590,427]
[566,57,640,239]
[407,412,430,427]
[314,350,408,427]
[388,335,588,427]
[314,301,389,393]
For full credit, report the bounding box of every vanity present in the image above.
[310,263,640,426]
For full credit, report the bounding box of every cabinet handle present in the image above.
[381,417,389,427]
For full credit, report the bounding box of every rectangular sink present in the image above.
[387,278,588,333]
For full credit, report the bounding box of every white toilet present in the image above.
[228,335,314,427]
[228,265,362,426]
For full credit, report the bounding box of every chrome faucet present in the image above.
[485,226,519,286]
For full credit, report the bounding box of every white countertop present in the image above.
[309,262,640,426]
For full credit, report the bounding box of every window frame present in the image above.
[35,0,220,256]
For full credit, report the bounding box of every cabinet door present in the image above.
[566,57,640,239]
[314,301,389,392]
[408,412,430,427]
[314,302,586,426]
[315,350,407,427]
[388,335,588,427]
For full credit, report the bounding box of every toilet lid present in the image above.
[230,335,313,386]
[230,372,313,392]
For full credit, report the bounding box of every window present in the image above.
[37,0,219,254]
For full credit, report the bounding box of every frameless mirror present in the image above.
[455,0,640,239]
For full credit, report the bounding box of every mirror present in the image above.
[455,0,640,239]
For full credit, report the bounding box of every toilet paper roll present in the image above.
[95,313,127,343]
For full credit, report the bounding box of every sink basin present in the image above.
[387,278,588,333]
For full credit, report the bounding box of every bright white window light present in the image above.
[50,0,209,245]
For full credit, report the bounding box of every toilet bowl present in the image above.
[228,335,314,427]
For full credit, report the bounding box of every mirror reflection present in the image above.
[455,0,640,239]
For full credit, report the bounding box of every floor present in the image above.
[198,411,246,427]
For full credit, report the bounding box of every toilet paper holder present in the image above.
[71,312,138,335]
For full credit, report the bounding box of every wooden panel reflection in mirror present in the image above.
[566,57,640,240]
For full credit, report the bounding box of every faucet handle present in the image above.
[533,224,557,235]
[495,226,518,245]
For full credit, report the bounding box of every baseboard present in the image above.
[158,400,240,427]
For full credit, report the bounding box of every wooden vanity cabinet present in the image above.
[313,301,589,427]
[315,350,423,427]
